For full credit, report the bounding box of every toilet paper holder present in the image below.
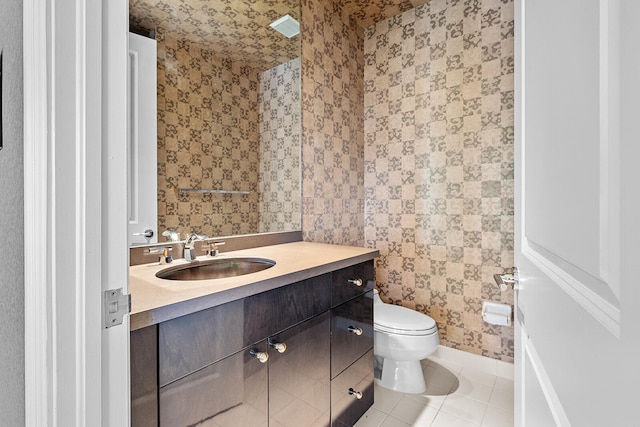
[482,301,512,326]
[494,267,518,291]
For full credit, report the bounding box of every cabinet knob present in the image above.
[347,278,363,287]
[347,326,363,336]
[249,348,269,363]
[270,342,287,353]
[348,388,363,399]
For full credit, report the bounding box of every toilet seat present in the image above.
[374,304,438,336]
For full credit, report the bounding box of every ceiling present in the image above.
[129,0,430,70]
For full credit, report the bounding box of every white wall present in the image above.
[0,0,24,425]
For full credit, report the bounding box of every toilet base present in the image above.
[378,358,426,394]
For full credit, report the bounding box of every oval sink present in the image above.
[156,257,276,281]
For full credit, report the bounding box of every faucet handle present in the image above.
[208,241,225,257]
[146,247,173,265]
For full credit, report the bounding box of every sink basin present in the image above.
[156,257,276,281]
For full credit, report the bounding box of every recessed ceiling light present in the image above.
[270,14,300,38]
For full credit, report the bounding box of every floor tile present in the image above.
[489,387,514,412]
[404,384,450,409]
[463,353,497,375]
[458,367,497,388]
[430,411,481,427]
[373,383,404,414]
[494,377,514,392]
[380,415,412,427]
[482,405,515,427]
[440,395,488,425]
[428,358,464,375]
[355,407,387,427]
[389,396,438,425]
[448,376,494,403]
[424,365,460,391]
[496,361,515,380]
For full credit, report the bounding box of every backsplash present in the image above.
[300,0,365,246]
[363,0,515,362]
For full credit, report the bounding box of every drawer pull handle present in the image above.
[348,388,363,399]
[347,278,363,287]
[250,348,269,363]
[270,342,287,353]
[348,326,363,336]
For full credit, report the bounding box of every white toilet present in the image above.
[373,289,440,393]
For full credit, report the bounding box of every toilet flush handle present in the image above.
[347,278,363,287]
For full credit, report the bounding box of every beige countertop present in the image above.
[129,241,378,330]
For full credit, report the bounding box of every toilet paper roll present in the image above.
[483,311,511,326]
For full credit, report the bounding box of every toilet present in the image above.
[373,289,440,394]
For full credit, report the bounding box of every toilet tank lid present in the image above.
[374,303,437,332]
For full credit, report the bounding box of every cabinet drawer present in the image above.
[160,342,269,427]
[331,261,374,307]
[331,291,373,379]
[160,273,331,386]
[330,350,374,427]
[244,273,331,346]
[159,298,244,387]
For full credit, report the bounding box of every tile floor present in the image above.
[355,346,514,427]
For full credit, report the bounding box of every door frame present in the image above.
[24,0,130,425]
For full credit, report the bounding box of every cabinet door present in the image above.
[269,312,331,427]
[331,291,373,378]
[130,325,158,427]
[330,350,374,427]
[159,341,269,427]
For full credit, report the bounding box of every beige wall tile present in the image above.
[364,0,514,362]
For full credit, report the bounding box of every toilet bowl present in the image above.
[373,289,440,393]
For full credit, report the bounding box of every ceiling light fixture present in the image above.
[269,14,300,38]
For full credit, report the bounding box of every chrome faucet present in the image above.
[184,233,207,262]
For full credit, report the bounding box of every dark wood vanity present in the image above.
[131,260,375,427]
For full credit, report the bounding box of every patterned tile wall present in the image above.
[156,27,261,237]
[258,58,302,233]
[300,0,366,246]
[363,0,515,362]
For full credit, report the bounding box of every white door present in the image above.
[24,0,130,426]
[128,32,158,246]
[515,0,640,425]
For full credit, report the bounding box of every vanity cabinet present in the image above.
[130,260,374,427]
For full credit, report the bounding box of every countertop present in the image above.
[129,241,379,330]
